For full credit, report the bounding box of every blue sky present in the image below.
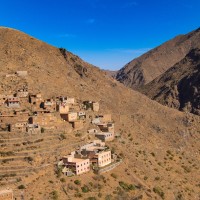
[0,0,200,70]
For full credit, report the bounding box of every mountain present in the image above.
[0,27,200,200]
[116,27,200,89]
[140,48,200,116]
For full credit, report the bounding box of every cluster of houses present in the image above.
[58,112,117,176]
[0,70,119,178]
[0,71,104,134]
[58,139,118,176]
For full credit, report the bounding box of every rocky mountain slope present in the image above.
[0,27,200,200]
[116,27,200,89]
[140,48,200,116]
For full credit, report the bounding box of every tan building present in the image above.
[16,89,28,98]
[7,97,20,108]
[95,132,114,142]
[66,112,78,122]
[26,124,41,134]
[98,122,114,133]
[0,189,13,200]
[43,99,56,111]
[92,102,99,112]
[29,93,43,107]
[15,71,28,77]
[72,120,84,130]
[62,156,90,175]
[30,112,57,126]
[58,103,69,114]
[10,122,27,132]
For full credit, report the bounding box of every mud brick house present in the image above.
[29,93,43,107]
[61,112,78,122]
[71,120,84,130]
[95,132,114,142]
[62,156,90,175]
[58,103,69,114]
[92,102,99,112]
[29,111,57,126]
[10,122,27,132]
[43,99,56,111]
[98,122,114,133]
[16,89,28,98]
[0,189,13,200]
[78,111,86,120]
[15,71,28,77]
[26,124,41,134]
[83,101,99,112]
[6,97,20,108]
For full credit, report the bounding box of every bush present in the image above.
[81,185,90,193]
[60,134,66,140]
[87,197,97,200]
[50,190,59,200]
[41,127,45,133]
[74,179,81,185]
[119,181,135,191]
[111,173,117,179]
[60,178,65,182]
[18,185,25,189]
[153,187,165,199]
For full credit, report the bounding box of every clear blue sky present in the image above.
[0,0,200,70]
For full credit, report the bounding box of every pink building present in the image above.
[62,156,90,175]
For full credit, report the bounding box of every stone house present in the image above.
[0,189,13,200]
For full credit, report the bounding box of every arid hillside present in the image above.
[116,28,200,89]
[140,48,200,116]
[0,27,200,200]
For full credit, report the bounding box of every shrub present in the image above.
[81,185,90,193]
[74,180,81,185]
[87,197,97,200]
[60,178,65,182]
[60,134,66,140]
[153,187,165,199]
[119,181,135,191]
[41,127,45,133]
[18,185,25,189]
[50,190,58,200]
[111,173,117,179]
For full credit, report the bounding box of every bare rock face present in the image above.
[141,48,200,115]
[116,28,200,89]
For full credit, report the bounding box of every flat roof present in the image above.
[0,189,13,195]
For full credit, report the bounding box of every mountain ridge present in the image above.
[116,27,200,89]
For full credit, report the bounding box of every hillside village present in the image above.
[0,71,122,199]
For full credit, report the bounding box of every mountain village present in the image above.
[0,71,122,200]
